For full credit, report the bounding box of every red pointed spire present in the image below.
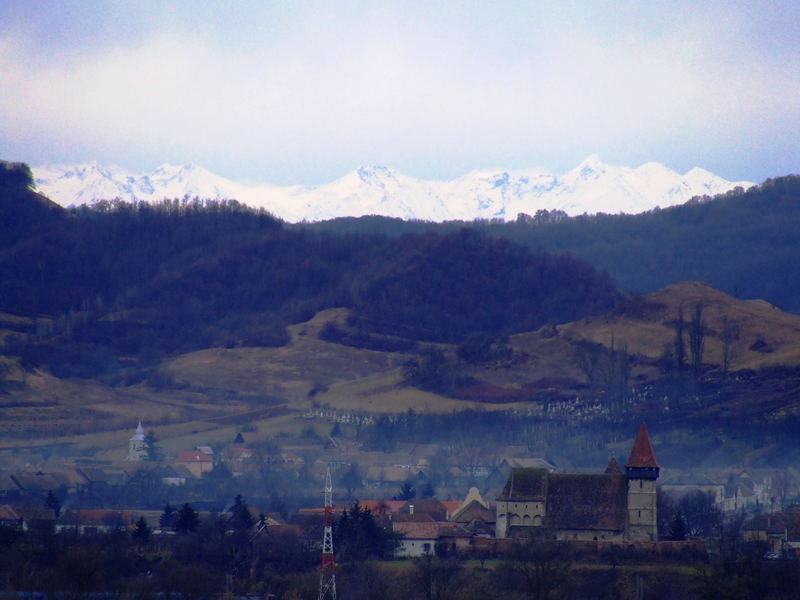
[626,423,659,469]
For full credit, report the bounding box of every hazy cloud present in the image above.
[1,1,797,183]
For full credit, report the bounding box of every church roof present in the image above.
[626,423,659,469]
[497,468,548,501]
[130,421,146,442]
[546,473,627,531]
[604,457,622,475]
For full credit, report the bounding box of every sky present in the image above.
[1,0,798,185]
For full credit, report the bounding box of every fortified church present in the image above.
[496,424,659,541]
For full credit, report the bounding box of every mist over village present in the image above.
[2,2,800,599]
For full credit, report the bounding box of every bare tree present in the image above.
[412,555,465,600]
[674,305,686,372]
[599,336,630,415]
[688,303,706,377]
[575,339,604,388]
[500,537,573,600]
[720,315,740,375]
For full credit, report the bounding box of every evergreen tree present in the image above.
[334,503,400,562]
[132,516,151,544]
[159,503,177,528]
[44,490,61,518]
[419,481,436,499]
[229,494,254,530]
[145,430,161,462]
[175,503,200,533]
[669,511,688,541]
[395,481,416,501]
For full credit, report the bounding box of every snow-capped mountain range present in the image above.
[33,156,754,223]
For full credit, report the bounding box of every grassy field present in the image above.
[3,282,800,461]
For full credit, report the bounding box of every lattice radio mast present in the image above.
[318,466,336,600]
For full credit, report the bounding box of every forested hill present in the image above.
[0,161,621,380]
[0,161,64,248]
[302,176,800,313]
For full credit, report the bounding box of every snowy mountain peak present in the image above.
[355,165,398,182]
[32,157,755,222]
[575,154,607,176]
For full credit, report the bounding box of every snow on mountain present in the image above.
[33,157,754,223]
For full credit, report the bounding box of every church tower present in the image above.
[625,423,659,541]
[127,421,148,461]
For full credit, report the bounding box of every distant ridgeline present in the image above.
[302,175,800,314]
[0,161,621,380]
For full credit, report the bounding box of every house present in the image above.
[495,424,660,542]
[436,522,473,555]
[364,465,426,489]
[450,487,495,536]
[222,445,256,463]
[75,467,125,494]
[393,521,441,557]
[742,505,800,556]
[56,509,134,534]
[159,464,190,486]
[398,499,448,522]
[0,505,22,529]
[0,473,23,501]
[11,506,56,534]
[9,471,63,499]
[174,451,213,478]
[358,500,406,517]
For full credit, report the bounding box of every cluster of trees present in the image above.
[0,509,317,598]
[333,503,401,562]
[6,517,796,600]
[658,490,724,541]
[350,229,620,343]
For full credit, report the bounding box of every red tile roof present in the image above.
[175,451,213,463]
[393,521,440,540]
[358,500,406,515]
[626,423,659,469]
[0,505,20,520]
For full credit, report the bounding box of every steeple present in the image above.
[604,456,622,475]
[626,423,659,479]
[126,420,148,461]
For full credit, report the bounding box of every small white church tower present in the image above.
[126,421,148,461]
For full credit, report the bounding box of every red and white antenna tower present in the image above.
[318,466,336,600]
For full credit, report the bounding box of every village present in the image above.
[2,414,800,562]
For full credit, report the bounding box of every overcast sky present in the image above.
[1,1,798,184]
